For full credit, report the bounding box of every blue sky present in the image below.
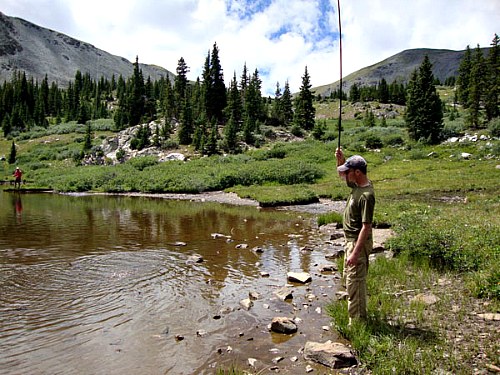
[2,0,499,96]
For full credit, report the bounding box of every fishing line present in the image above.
[337,0,343,149]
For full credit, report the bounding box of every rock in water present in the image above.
[287,272,312,283]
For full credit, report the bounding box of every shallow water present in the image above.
[0,191,339,374]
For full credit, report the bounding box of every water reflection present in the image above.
[0,191,327,374]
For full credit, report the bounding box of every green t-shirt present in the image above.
[343,182,376,240]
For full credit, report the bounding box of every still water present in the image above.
[0,191,335,374]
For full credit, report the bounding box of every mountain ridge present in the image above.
[0,12,174,86]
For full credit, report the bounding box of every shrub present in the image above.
[488,118,500,137]
[364,134,383,149]
[126,156,158,171]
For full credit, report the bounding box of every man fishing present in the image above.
[335,148,375,324]
[13,166,23,189]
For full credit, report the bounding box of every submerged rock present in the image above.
[270,317,298,334]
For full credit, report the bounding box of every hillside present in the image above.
[0,12,174,86]
[312,47,489,97]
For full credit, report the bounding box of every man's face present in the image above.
[344,168,357,188]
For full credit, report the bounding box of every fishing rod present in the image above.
[337,0,343,150]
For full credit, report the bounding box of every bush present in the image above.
[364,134,383,149]
[488,118,500,137]
[126,156,158,171]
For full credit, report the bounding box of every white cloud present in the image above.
[1,0,499,95]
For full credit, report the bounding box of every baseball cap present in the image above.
[337,155,367,172]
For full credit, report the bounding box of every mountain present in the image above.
[0,12,174,86]
[312,47,489,97]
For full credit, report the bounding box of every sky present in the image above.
[2,0,499,96]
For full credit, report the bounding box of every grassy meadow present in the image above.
[1,96,499,373]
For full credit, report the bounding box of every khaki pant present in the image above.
[343,238,372,320]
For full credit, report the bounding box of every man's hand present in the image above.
[346,251,359,267]
[335,147,345,166]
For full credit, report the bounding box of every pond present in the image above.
[0,191,342,374]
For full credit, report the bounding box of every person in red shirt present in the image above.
[13,167,23,189]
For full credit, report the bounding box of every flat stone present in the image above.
[274,286,293,301]
[411,293,439,305]
[303,340,357,369]
[287,272,312,283]
[477,313,500,321]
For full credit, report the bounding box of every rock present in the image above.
[240,298,253,310]
[248,358,257,367]
[336,291,348,300]
[330,231,344,240]
[270,317,298,334]
[211,233,231,239]
[196,330,208,337]
[235,243,248,249]
[486,364,500,373]
[252,246,264,253]
[249,291,261,300]
[274,287,293,301]
[170,241,186,246]
[412,293,440,305]
[272,356,284,364]
[306,364,314,372]
[461,152,472,159]
[187,254,203,263]
[303,340,357,369]
[477,313,500,321]
[325,248,345,259]
[260,271,270,277]
[161,152,185,162]
[319,264,337,272]
[287,272,312,283]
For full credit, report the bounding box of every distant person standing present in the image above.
[335,148,376,324]
[13,167,22,189]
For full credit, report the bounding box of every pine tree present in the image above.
[128,56,146,126]
[178,94,194,145]
[209,43,227,123]
[225,73,243,128]
[281,81,293,126]
[83,123,92,151]
[293,66,316,130]
[174,57,189,118]
[270,81,284,125]
[378,78,389,103]
[349,83,360,102]
[405,55,444,144]
[223,114,238,153]
[467,45,487,127]
[204,119,219,155]
[457,46,472,107]
[485,34,500,121]
[8,140,16,164]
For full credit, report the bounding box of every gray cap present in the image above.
[337,155,367,172]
